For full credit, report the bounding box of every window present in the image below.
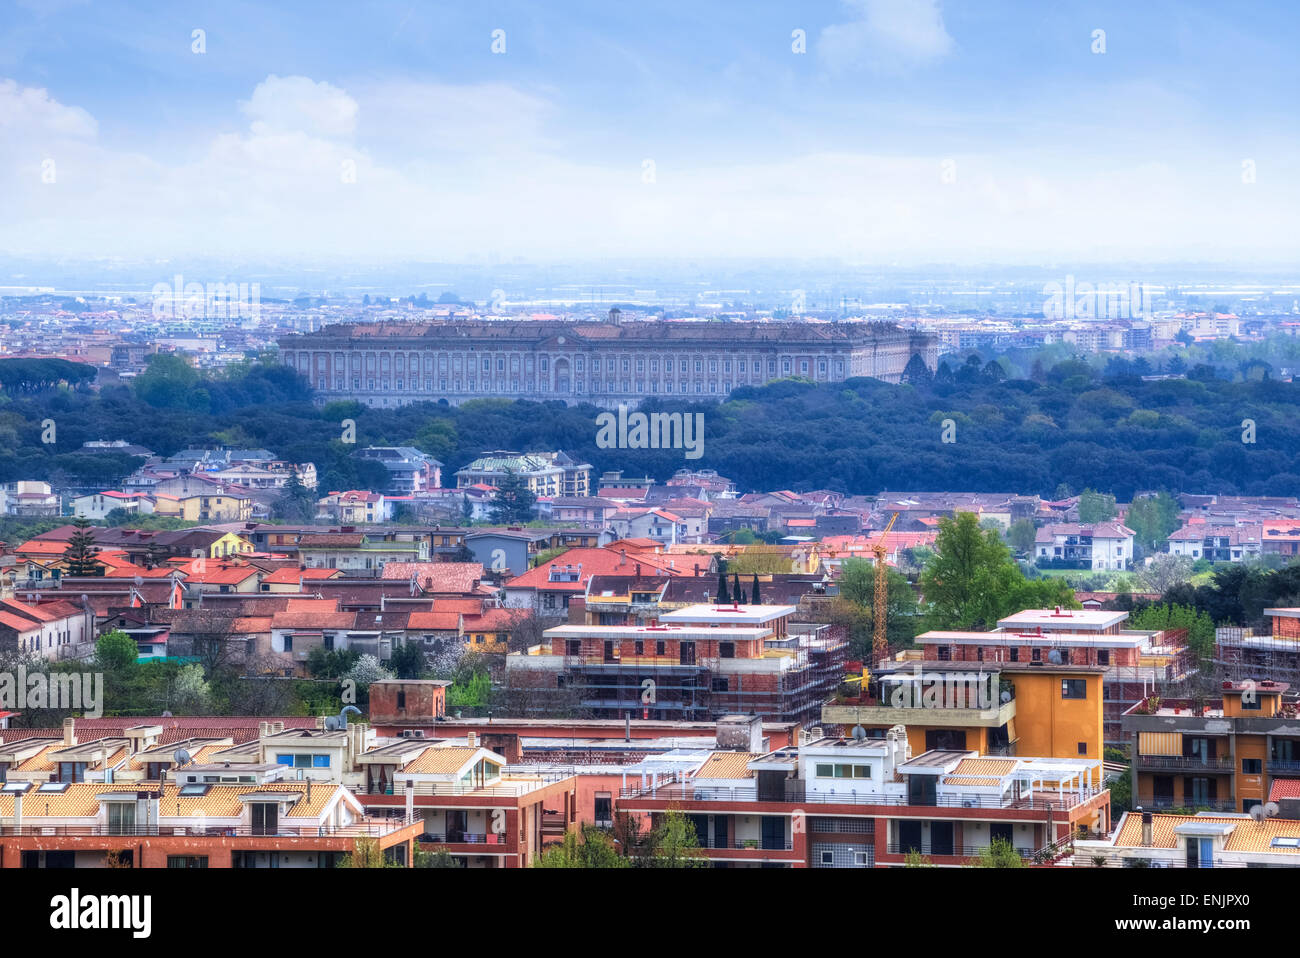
[712,677,729,692]
[1243,758,1262,774]
[818,763,870,778]
[1061,679,1087,699]
[283,635,293,652]
[594,792,612,825]
[854,851,869,865]
[1096,649,1109,666]
[312,755,331,768]
[1078,742,1088,756]
[106,801,136,835]
[656,640,665,656]
[1242,695,1261,711]
[167,856,208,868]
[821,851,834,865]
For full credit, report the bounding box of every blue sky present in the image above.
[1,0,1297,265]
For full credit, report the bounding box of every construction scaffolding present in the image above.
[1215,627,1300,685]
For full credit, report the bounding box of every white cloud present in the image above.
[819,0,955,75]
[0,75,1295,267]
[239,74,358,139]
[0,78,97,138]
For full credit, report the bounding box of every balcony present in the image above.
[1140,799,1238,813]
[620,779,1107,812]
[0,817,416,838]
[822,696,1015,729]
[1268,758,1300,774]
[1134,754,1234,771]
[698,838,795,852]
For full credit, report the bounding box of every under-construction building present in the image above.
[503,603,847,724]
[1216,607,1300,691]
[912,608,1194,747]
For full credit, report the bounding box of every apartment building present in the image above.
[823,660,1106,770]
[315,490,394,524]
[1122,679,1300,814]
[617,723,1109,867]
[1078,807,1300,867]
[1035,522,1135,570]
[907,608,1193,747]
[0,778,421,868]
[505,603,847,724]
[1166,523,1262,562]
[355,446,442,494]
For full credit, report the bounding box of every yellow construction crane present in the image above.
[871,511,900,665]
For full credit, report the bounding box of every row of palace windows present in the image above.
[292,353,847,377]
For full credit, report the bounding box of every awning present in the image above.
[1139,731,1182,756]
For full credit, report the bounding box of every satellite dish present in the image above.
[851,725,867,741]
[1250,804,1266,821]
[161,710,173,718]
[1000,690,1012,704]
[1266,802,1280,818]
[173,748,192,766]
[1047,649,1063,665]
[133,575,144,587]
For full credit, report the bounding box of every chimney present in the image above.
[467,731,477,748]
[63,717,76,747]
[405,781,415,822]
[306,778,312,804]
[13,793,20,832]
[1140,808,1153,847]
[259,721,270,737]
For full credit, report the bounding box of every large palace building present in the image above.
[278,317,936,408]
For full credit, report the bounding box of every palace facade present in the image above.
[279,318,936,408]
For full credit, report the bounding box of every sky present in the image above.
[0,0,1297,268]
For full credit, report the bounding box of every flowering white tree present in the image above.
[344,654,393,689]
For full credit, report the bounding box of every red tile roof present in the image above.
[406,612,462,631]
[381,562,483,593]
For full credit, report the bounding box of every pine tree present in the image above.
[716,571,730,603]
[732,572,742,604]
[64,517,102,577]
[488,470,537,525]
[751,574,761,604]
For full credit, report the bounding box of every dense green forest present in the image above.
[1,349,1298,498]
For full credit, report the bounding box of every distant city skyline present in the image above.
[1,0,1297,266]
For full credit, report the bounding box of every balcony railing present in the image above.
[416,833,511,846]
[1269,758,1300,773]
[620,781,1106,811]
[0,818,415,838]
[888,843,1036,859]
[1134,755,1233,770]
[1141,799,1239,813]
[698,839,795,851]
